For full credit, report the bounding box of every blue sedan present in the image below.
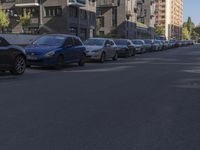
[25,34,86,68]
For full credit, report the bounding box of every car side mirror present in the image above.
[105,43,110,47]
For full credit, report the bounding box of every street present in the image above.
[0,45,200,150]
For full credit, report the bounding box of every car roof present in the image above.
[41,34,79,38]
[89,38,111,40]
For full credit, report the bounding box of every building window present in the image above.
[80,9,87,20]
[99,17,104,28]
[45,6,62,17]
[69,6,78,18]
[112,7,117,27]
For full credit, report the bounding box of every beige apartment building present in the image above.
[137,0,156,38]
[155,0,183,39]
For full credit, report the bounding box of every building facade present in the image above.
[155,0,183,39]
[0,0,96,40]
[96,0,138,39]
[137,0,156,39]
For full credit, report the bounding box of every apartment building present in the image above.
[155,0,183,39]
[137,0,156,38]
[96,0,137,39]
[0,0,96,40]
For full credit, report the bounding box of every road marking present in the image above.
[63,66,133,73]
[174,79,200,89]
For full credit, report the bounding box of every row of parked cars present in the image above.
[0,34,194,75]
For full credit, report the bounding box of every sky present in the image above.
[184,0,200,25]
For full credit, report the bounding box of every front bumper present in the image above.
[86,52,102,60]
[27,55,57,66]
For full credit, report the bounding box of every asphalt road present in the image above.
[0,45,200,150]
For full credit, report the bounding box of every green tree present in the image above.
[0,10,10,33]
[182,26,190,40]
[155,24,165,36]
[186,17,194,34]
[20,9,31,33]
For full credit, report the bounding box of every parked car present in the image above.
[25,34,86,68]
[131,40,146,54]
[84,38,118,63]
[152,40,161,51]
[113,39,135,57]
[175,40,183,47]
[154,40,163,51]
[0,37,26,75]
[169,40,176,48]
[144,39,154,52]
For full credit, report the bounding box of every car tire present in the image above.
[10,55,26,75]
[55,55,64,69]
[100,52,106,63]
[78,53,86,66]
[132,49,136,56]
[112,52,118,61]
[127,49,133,57]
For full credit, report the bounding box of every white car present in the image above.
[84,38,118,63]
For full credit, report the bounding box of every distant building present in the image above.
[155,0,183,39]
[0,0,96,40]
[137,0,156,39]
[96,0,138,39]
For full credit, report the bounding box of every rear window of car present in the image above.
[114,40,127,45]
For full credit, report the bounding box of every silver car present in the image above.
[131,40,146,54]
[84,38,118,63]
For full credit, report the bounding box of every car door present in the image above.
[72,37,84,61]
[63,37,75,62]
[104,40,111,58]
[109,40,116,57]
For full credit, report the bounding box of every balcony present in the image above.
[68,0,86,7]
[97,0,118,8]
[15,0,39,7]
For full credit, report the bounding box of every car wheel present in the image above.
[100,52,106,63]
[79,53,86,66]
[112,52,118,61]
[55,55,64,69]
[10,55,26,75]
[132,49,136,56]
[127,49,132,57]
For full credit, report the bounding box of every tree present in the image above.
[155,24,165,36]
[0,10,10,33]
[186,17,194,34]
[182,26,190,40]
[20,9,31,33]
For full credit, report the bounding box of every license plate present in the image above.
[27,56,38,60]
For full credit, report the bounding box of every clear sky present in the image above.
[184,0,200,25]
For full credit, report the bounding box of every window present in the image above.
[73,38,82,46]
[45,6,62,17]
[0,37,10,46]
[65,37,74,47]
[69,6,78,18]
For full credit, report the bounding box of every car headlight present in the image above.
[44,51,55,57]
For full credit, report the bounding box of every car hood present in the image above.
[85,45,103,52]
[25,45,61,55]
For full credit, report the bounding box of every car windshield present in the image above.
[132,40,142,45]
[144,40,152,44]
[33,35,66,46]
[84,39,105,46]
[114,40,127,45]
